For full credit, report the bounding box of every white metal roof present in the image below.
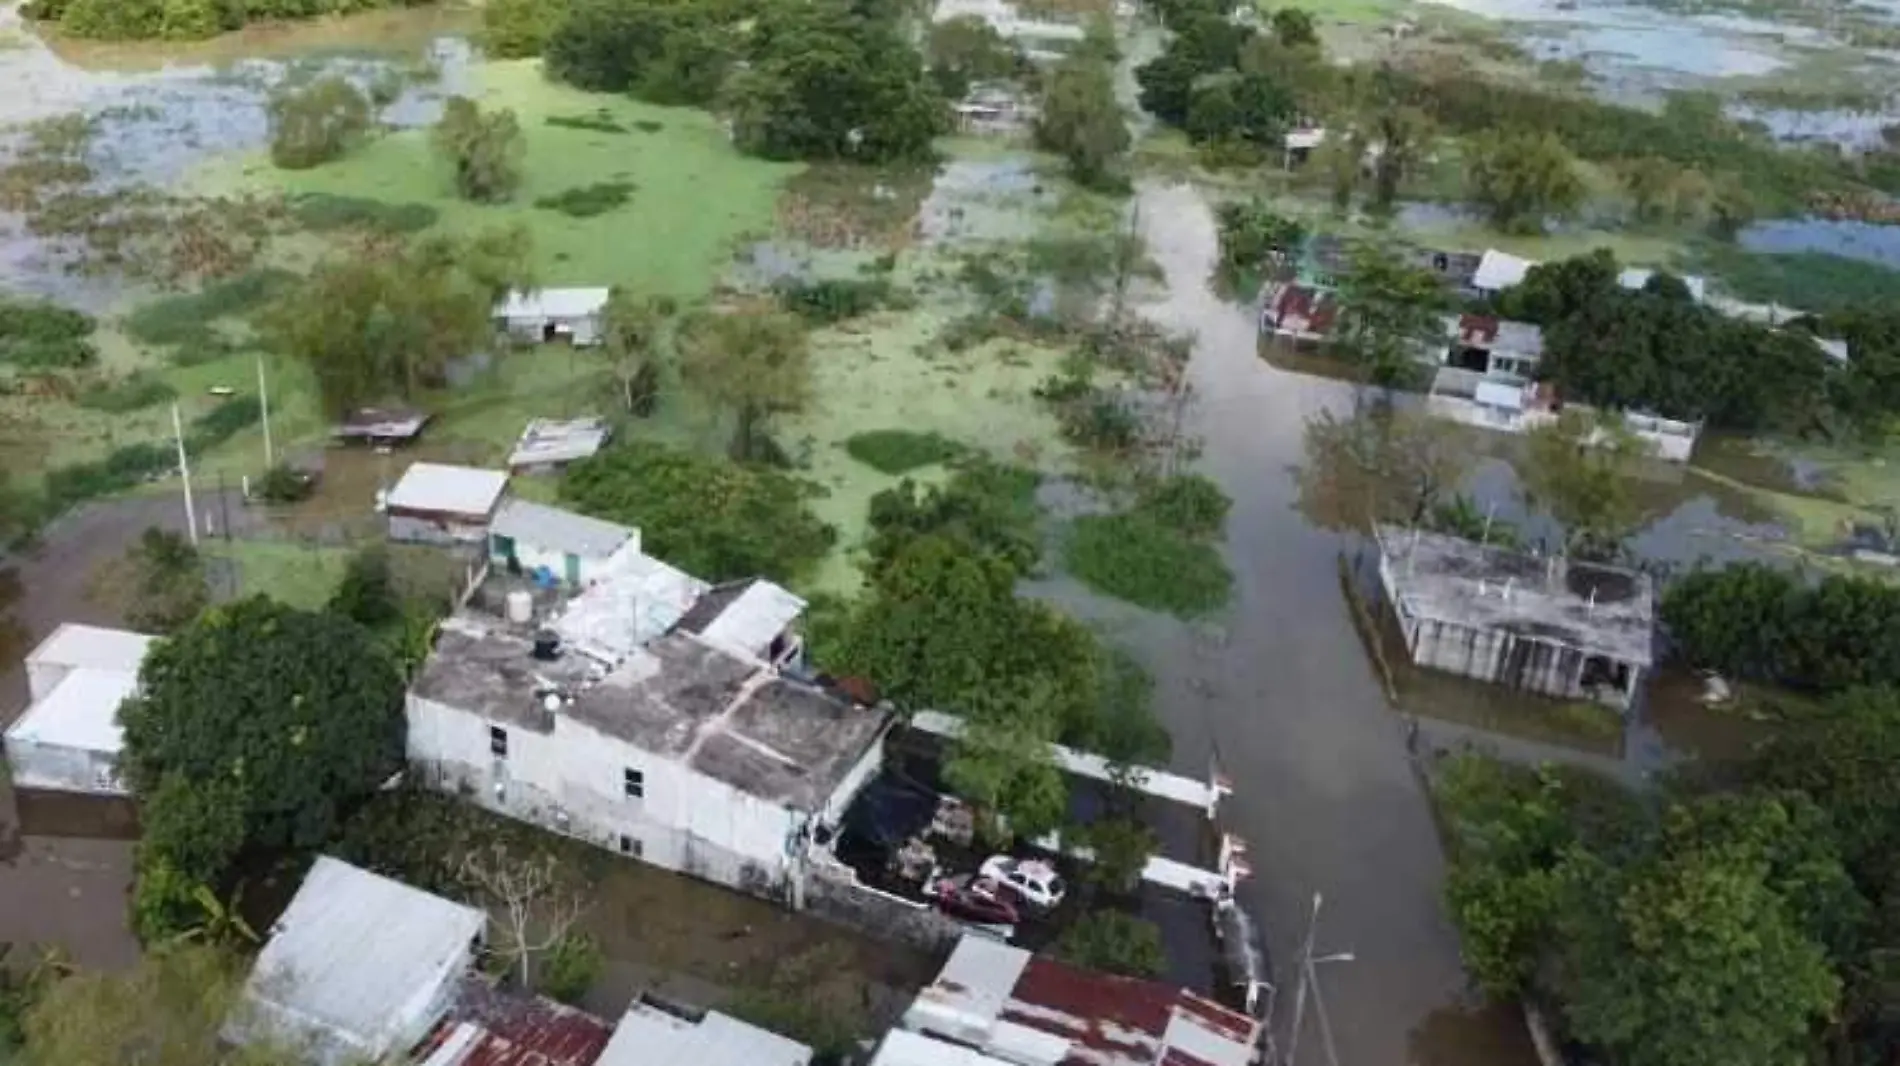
[4,667,138,755]
[1474,380,1526,411]
[597,1004,812,1066]
[550,550,708,664]
[490,499,635,561]
[871,1030,1017,1066]
[1472,249,1534,292]
[1284,127,1325,150]
[508,417,612,468]
[495,288,611,321]
[26,622,155,674]
[230,857,485,1066]
[386,463,509,519]
[696,581,807,660]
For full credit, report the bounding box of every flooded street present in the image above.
[1113,181,1525,1066]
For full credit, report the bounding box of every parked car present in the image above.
[979,856,1066,910]
[933,874,1020,927]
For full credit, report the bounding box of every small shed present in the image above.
[674,578,808,666]
[488,498,638,588]
[333,407,431,447]
[1472,249,1535,295]
[508,417,612,474]
[385,463,509,545]
[596,998,812,1066]
[225,856,486,1066]
[494,288,612,347]
[3,623,155,796]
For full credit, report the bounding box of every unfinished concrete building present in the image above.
[1374,525,1655,710]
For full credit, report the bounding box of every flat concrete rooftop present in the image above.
[1376,524,1655,666]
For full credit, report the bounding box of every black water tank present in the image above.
[531,630,561,661]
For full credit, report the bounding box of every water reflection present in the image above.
[1739,216,1900,268]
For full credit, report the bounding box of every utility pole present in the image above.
[1282,893,1355,1066]
[218,471,233,543]
[172,402,199,546]
[257,354,275,469]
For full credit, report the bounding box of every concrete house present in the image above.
[226,856,487,1066]
[3,623,156,796]
[406,597,892,900]
[385,463,510,545]
[488,499,639,589]
[1443,314,1543,381]
[495,288,611,347]
[1374,525,1655,709]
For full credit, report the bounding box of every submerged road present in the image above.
[1040,182,1518,1066]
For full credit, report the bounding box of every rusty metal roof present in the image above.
[411,974,614,1066]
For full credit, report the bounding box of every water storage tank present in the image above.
[506,589,533,624]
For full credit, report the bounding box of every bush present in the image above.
[328,546,400,628]
[289,193,439,233]
[255,463,314,504]
[1064,513,1232,617]
[775,276,898,324]
[1055,911,1167,978]
[268,77,373,171]
[561,442,836,582]
[533,181,635,217]
[433,97,525,203]
[124,268,296,351]
[1057,397,1141,453]
[545,111,628,134]
[537,932,603,1005]
[0,296,96,368]
[844,429,963,474]
[40,395,260,511]
[1136,473,1230,539]
[1215,198,1305,275]
[866,456,1041,575]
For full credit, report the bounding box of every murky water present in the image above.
[1739,216,1900,266]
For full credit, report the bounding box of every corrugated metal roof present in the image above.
[871,1030,1018,1066]
[596,1005,812,1066]
[230,857,485,1066]
[509,418,611,468]
[549,550,708,664]
[1472,249,1534,292]
[412,974,615,1066]
[495,288,611,321]
[387,463,510,518]
[26,622,155,674]
[4,667,137,754]
[490,499,634,561]
[694,580,806,660]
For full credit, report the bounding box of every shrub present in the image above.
[0,297,96,368]
[545,111,628,134]
[289,193,439,233]
[255,463,315,504]
[1057,397,1141,453]
[75,371,177,413]
[866,456,1041,575]
[844,429,963,474]
[533,180,635,217]
[537,932,603,1005]
[775,276,898,323]
[328,546,400,628]
[1136,473,1230,539]
[1064,513,1232,617]
[433,97,525,203]
[1055,911,1167,978]
[268,77,373,170]
[124,267,296,351]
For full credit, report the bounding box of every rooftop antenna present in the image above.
[1482,503,1495,547]
[1587,586,1598,616]
[1502,577,1514,601]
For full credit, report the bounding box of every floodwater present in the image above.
[1423,0,1795,81]
[1740,216,1900,267]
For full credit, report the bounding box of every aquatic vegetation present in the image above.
[1695,245,1900,314]
[1064,510,1232,617]
[844,429,965,474]
[125,267,296,353]
[533,179,635,217]
[74,371,178,412]
[0,298,97,370]
[288,192,439,233]
[543,110,628,134]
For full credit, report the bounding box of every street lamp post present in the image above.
[1282,893,1355,1066]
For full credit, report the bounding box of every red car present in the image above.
[932,874,1020,927]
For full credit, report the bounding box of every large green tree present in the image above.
[266,76,371,171]
[1467,129,1586,234]
[1332,242,1450,393]
[723,0,946,163]
[1661,565,1900,693]
[1517,410,1647,560]
[1292,406,1472,532]
[561,442,836,582]
[925,15,1022,100]
[543,0,735,103]
[679,303,811,463]
[1035,54,1130,188]
[261,228,533,417]
[119,596,406,853]
[432,96,526,203]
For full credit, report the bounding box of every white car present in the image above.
[979,856,1067,910]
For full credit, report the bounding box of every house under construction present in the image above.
[1373,525,1655,710]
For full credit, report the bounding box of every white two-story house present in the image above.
[405,574,891,901]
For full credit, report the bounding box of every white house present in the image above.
[406,613,892,901]
[225,856,487,1066]
[598,997,812,1066]
[488,499,639,589]
[495,288,612,347]
[3,623,156,796]
[385,463,510,546]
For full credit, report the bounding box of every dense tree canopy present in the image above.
[1135,6,1320,151]
[543,0,736,104]
[924,15,1024,100]
[261,227,533,417]
[678,303,811,463]
[120,596,407,854]
[1332,243,1450,391]
[1465,129,1585,234]
[1517,410,1647,560]
[723,0,947,163]
[561,441,836,582]
[266,77,372,171]
[1661,564,1900,693]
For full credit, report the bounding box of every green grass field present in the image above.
[205,539,352,608]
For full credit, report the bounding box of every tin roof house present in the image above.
[3,623,156,796]
[385,463,510,546]
[495,289,612,347]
